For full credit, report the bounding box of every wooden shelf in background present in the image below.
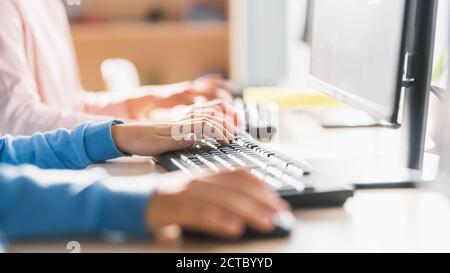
[71,22,229,90]
[71,21,228,40]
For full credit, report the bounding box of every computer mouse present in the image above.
[183,211,296,241]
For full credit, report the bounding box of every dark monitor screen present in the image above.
[309,0,408,124]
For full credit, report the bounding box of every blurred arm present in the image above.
[0,2,114,135]
[0,164,154,240]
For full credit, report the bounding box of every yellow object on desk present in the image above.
[243,87,342,110]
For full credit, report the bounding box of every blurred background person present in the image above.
[0,0,231,136]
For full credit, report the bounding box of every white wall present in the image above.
[230,0,288,87]
[433,0,449,88]
[285,0,310,87]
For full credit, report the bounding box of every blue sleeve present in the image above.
[0,120,126,170]
[0,164,156,240]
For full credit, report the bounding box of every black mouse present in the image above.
[183,211,296,241]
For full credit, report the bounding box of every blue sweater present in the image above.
[0,121,154,243]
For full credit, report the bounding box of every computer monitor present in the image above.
[309,0,439,170]
[436,5,450,195]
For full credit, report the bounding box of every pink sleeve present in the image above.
[0,2,113,135]
[82,90,132,119]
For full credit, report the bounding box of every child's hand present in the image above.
[111,108,238,156]
[147,169,290,239]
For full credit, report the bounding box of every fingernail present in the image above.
[262,216,275,231]
[183,133,196,145]
[228,221,244,233]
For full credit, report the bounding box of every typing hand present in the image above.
[177,100,245,130]
[147,169,290,239]
[111,106,238,156]
[168,74,233,103]
[127,75,233,119]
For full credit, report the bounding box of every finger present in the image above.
[189,100,239,123]
[203,101,243,128]
[205,169,286,212]
[200,120,231,145]
[153,118,230,144]
[189,105,226,117]
[151,133,197,155]
[169,90,196,106]
[204,118,236,143]
[212,114,238,137]
[185,180,276,232]
[196,74,223,82]
[219,81,235,94]
[179,119,230,145]
[183,114,237,139]
[197,77,235,95]
[176,118,233,145]
[199,100,229,114]
[201,89,222,100]
[177,202,245,239]
[188,106,239,128]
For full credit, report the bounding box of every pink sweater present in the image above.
[0,0,130,135]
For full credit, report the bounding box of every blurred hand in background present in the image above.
[127,74,234,119]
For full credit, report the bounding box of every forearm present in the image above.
[83,89,168,120]
[82,81,196,120]
[0,164,155,240]
[0,92,115,136]
[83,90,133,119]
[0,120,126,170]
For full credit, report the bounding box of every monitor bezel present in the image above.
[308,0,415,126]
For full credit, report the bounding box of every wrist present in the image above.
[111,124,131,155]
[147,172,192,231]
[147,191,168,230]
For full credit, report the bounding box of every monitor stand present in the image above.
[317,83,445,129]
[316,107,380,128]
[400,0,438,170]
[307,153,439,189]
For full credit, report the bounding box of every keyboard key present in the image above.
[278,183,297,192]
[281,174,306,192]
[238,152,269,169]
[286,164,305,176]
[268,155,290,168]
[219,148,234,154]
[264,176,283,189]
[190,158,204,165]
[197,156,221,173]
[205,141,220,150]
[162,136,313,194]
[226,154,247,167]
[267,166,283,178]
[179,154,196,162]
[212,155,235,170]
[250,168,266,180]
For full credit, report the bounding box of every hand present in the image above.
[126,75,233,119]
[191,74,234,101]
[147,169,290,239]
[157,75,234,107]
[111,110,238,156]
[175,100,245,131]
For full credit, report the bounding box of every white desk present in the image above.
[9,111,450,253]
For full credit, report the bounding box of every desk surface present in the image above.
[9,111,450,253]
